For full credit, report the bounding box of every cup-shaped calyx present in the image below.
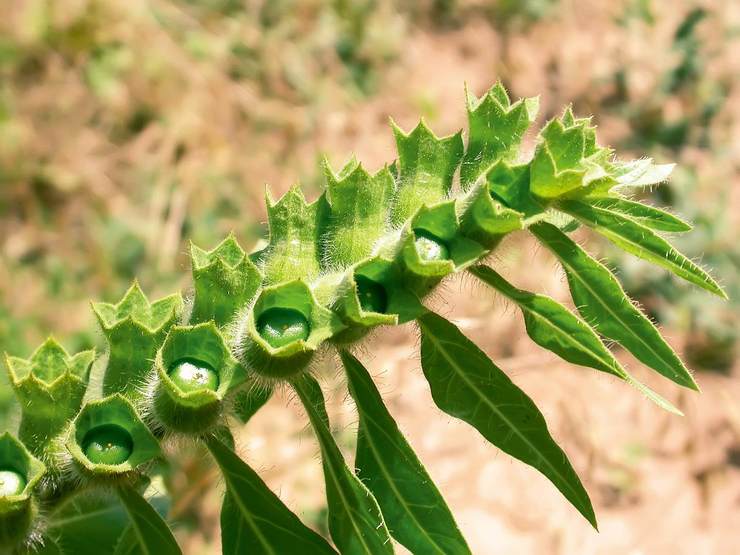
[0,433,45,547]
[529,107,615,200]
[459,178,524,248]
[93,282,182,399]
[332,257,426,342]
[190,234,262,327]
[153,323,244,433]
[5,338,94,457]
[399,201,487,293]
[65,395,160,482]
[240,280,344,379]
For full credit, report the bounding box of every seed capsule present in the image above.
[168,358,220,393]
[355,276,388,314]
[0,469,25,496]
[257,308,310,348]
[82,424,133,465]
[414,230,450,261]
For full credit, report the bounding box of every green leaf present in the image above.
[586,197,692,232]
[530,222,699,390]
[116,484,181,555]
[417,311,597,528]
[293,376,393,555]
[341,350,471,555]
[112,527,139,555]
[469,266,681,414]
[232,385,273,424]
[390,119,463,225]
[44,494,130,554]
[611,159,675,188]
[205,435,337,555]
[558,200,724,297]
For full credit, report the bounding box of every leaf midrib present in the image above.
[539,232,688,384]
[352,389,450,555]
[298,384,379,555]
[420,320,590,514]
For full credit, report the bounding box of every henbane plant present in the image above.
[1,82,726,554]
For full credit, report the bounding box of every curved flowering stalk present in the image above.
[0,82,726,553]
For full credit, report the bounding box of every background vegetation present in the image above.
[1,1,738,552]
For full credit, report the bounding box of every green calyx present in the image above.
[67,395,160,477]
[93,281,182,400]
[257,308,311,348]
[0,434,45,547]
[241,280,344,379]
[355,276,388,314]
[154,323,242,434]
[5,338,94,457]
[82,424,133,466]
[190,234,262,327]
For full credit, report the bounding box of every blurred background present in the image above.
[1,0,738,553]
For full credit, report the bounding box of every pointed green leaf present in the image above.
[390,119,463,224]
[44,494,130,554]
[559,200,725,297]
[469,266,681,414]
[293,376,393,555]
[530,222,699,390]
[611,159,675,188]
[461,83,539,188]
[323,159,395,267]
[205,435,337,555]
[116,484,180,555]
[233,385,273,424]
[417,311,597,528]
[586,197,692,232]
[341,350,471,555]
[190,234,263,327]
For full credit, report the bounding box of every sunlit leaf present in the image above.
[341,350,471,554]
[116,485,181,555]
[294,376,393,554]
[205,435,337,555]
[559,200,725,297]
[418,311,597,528]
[531,222,699,390]
[469,265,681,414]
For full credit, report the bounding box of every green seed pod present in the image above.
[92,282,182,401]
[152,323,245,434]
[413,230,450,262]
[257,308,310,348]
[64,395,160,484]
[0,433,45,547]
[4,338,94,459]
[239,280,344,380]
